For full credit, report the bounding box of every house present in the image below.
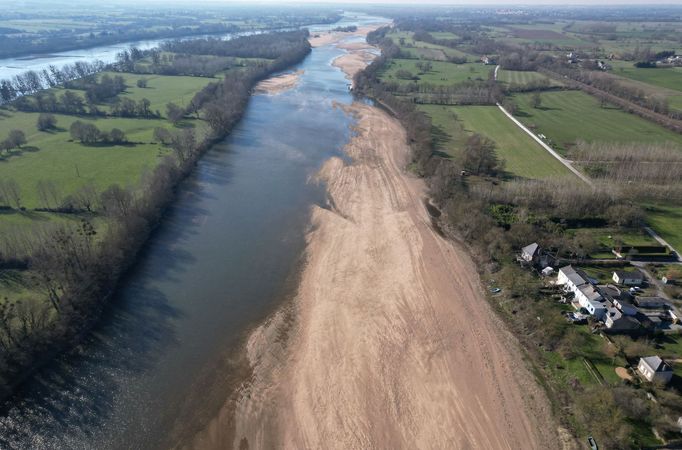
[557,266,591,291]
[637,356,673,384]
[576,284,606,319]
[605,307,641,331]
[557,266,607,318]
[612,297,638,316]
[521,243,540,263]
[612,270,645,286]
[634,296,670,309]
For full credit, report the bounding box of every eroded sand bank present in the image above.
[253,70,304,95]
[194,26,565,450]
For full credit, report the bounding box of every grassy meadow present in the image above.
[420,104,573,179]
[380,59,491,86]
[511,90,682,152]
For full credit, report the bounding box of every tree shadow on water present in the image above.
[0,285,183,448]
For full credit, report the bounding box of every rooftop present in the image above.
[640,356,672,373]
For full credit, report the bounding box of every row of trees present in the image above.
[355,23,681,449]
[70,121,127,145]
[0,60,104,104]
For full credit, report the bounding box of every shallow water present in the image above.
[0,13,387,449]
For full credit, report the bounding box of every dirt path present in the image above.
[231,99,561,449]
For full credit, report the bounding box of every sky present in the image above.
[186,0,682,4]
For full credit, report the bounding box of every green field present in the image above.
[0,72,222,209]
[380,59,491,86]
[496,69,560,87]
[644,204,682,253]
[420,104,574,179]
[112,72,219,112]
[610,61,682,93]
[389,30,471,60]
[512,90,682,152]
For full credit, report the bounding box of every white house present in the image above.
[557,266,589,292]
[521,243,540,263]
[612,270,644,286]
[576,285,606,319]
[637,356,673,384]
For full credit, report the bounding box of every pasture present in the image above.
[496,69,561,87]
[511,90,682,152]
[0,72,215,209]
[420,104,574,180]
[644,204,682,254]
[380,59,491,86]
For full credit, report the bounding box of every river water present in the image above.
[0,13,387,450]
[0,12,387,81]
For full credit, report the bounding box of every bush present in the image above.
[109,128,127,144]
[136,78,148,88]
[36,113,57,131]
[70,121,101,143]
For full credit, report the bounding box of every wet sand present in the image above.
[254,70,304,95]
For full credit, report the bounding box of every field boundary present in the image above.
[495,102,594,186]
[644,226,682,262]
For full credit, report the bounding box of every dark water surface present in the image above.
[0,13,387,448]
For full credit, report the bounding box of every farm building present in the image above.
[637,356,673,384]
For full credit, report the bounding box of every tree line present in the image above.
[0,28,312,402]
[354,23,679,449]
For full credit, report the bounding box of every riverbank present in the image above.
[254,70,304,95]
[229,31,561,447]
[232,99,559,448]
[0,31,312,407]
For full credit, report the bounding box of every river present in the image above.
[0,12,387,81]
[0,13,388,450]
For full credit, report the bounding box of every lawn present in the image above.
[379,59,491,86]
[512,90,682,152]
[440,105,575,179]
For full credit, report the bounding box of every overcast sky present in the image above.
[191,0,682,4]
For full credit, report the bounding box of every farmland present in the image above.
[0,72,221,209]
[511,90,682,152]
[379,59,490,86]
[496,69,561,87]
[644,204,682,253]
[419,104,574,179]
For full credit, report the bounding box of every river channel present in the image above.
[0,13,387,450]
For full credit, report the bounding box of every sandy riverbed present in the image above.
[232,99,561,449]
[191,26,568,450]
[308,25,382,48]
[253,70,304,95]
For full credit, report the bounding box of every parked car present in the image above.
[489,287,501,294]
[588,435,598,450]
